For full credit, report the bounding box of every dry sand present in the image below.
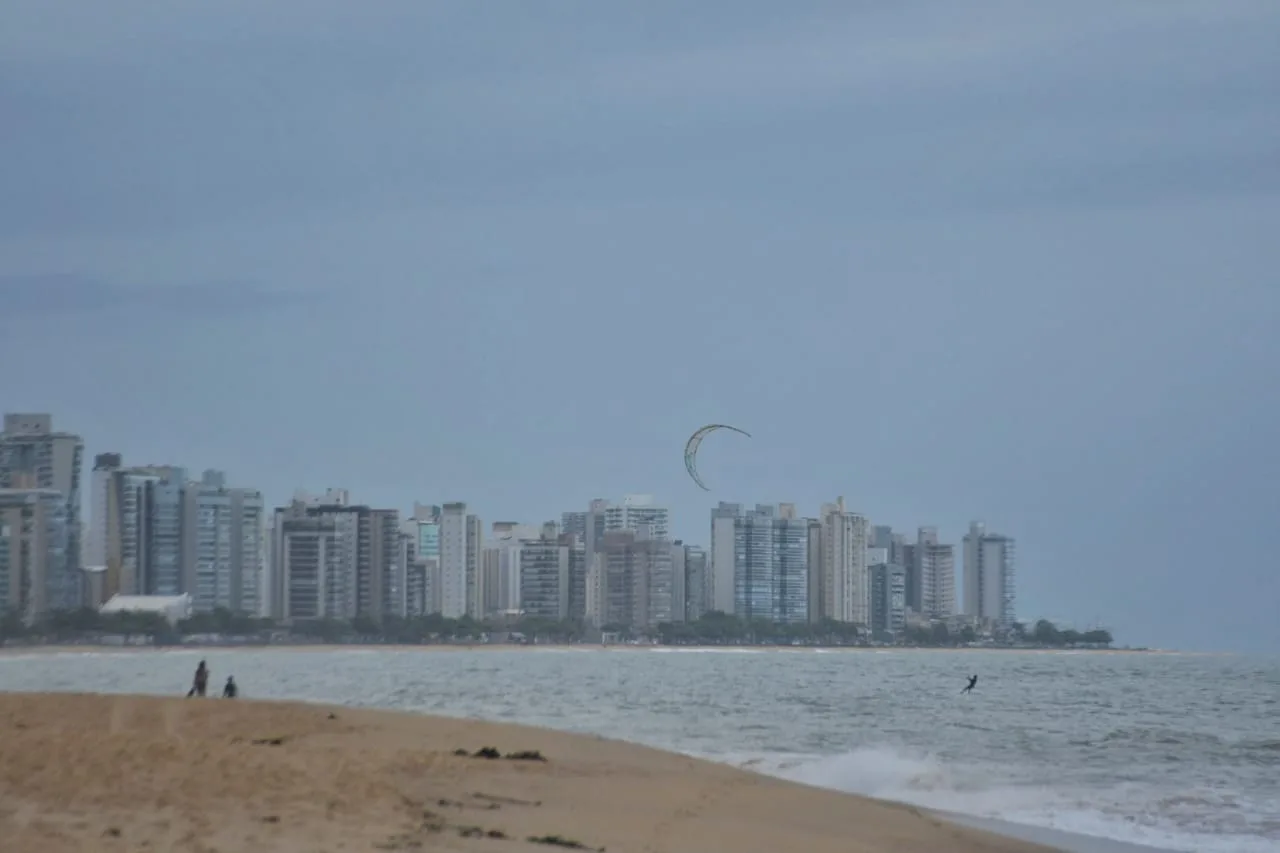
[0,692,1062,853]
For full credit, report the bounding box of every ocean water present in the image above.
[1,646,1276,853]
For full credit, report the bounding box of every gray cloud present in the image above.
[0,274,317,321]
[2,0,1276,238]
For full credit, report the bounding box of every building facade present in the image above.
[962,521,1017,631]
[438,502,483,619]
[916,526,956,621]
[518,534,571,620]
[714,504,811,623]
[819,497,869,626]
[0,414,84,613]
[598,528,673,633]
[603,494,670,540]
[269,490,400,622]
[868,561,907,641]
[0,489,71,621]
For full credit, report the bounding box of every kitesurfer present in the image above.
[961,674,978,694]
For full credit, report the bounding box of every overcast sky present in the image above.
[2,1,1277,652]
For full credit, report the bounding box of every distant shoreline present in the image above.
[0,642,1191,656]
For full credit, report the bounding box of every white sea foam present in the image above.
[716,745,1279,853]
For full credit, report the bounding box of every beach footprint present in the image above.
[1,799,37,848]
[108,697,132,734]
[643,768,750,853]
[162,699,186,738]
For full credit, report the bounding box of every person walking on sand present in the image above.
[222,676,237,698]
[187,660,209,697]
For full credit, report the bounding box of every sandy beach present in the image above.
[0,692,1063,853]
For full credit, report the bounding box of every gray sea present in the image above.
[1,647,1277,853]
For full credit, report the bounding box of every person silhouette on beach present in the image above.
[187,660,209,697]
[961,674,978,694]
[222,676,237,698]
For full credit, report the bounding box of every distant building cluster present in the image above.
[0,413,1017,638]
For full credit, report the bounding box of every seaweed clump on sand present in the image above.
[527,835,604,851]
[453,746,548,761]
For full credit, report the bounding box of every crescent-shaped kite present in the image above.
[684,424,751,491]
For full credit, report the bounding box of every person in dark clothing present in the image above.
[187,660,209,697]
[222,676,237,698]
[961,674,978,694]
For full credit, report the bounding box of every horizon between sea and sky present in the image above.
[1,2,1277,654]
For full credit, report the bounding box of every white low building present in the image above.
[99,594,194,625]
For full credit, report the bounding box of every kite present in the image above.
[683,424,751,491]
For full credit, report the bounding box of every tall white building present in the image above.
[439,502,483,618]
[181,469,265,615]
[916,526,956,621]
[484,522,543,613]
[963,521,1017,630]
[819,497,869,626]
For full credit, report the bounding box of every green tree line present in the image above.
[1,608,1112,649]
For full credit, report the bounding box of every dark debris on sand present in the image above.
[454,746,547,761]
[527,835,605,851]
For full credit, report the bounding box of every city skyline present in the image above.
[3,412,1025,640]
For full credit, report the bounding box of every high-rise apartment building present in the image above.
[483,522,543,614]
[711,504,810,623]
[683,544,708,621]
[275,514,342,620]
[518,533,572,620]
[902,542,918,612]
[366,509,404,620]
[819,497,869,626]
[0,414,83,612]
[87,452,122,573]
[269,489,401,622]
[92,460,263,614]
[564,499,610,621]
[708,502,739,614]
[806,519,823,622]
[598,527,673,632]
[183,470,233,610]
[915,526,956,621]
[868,561,907,641]
[96,464,187,597]
[962,521,1017,631]
[0,489,71,621]
[439,502,483,618]
[181,469,265,615]
[403,503,441,617]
